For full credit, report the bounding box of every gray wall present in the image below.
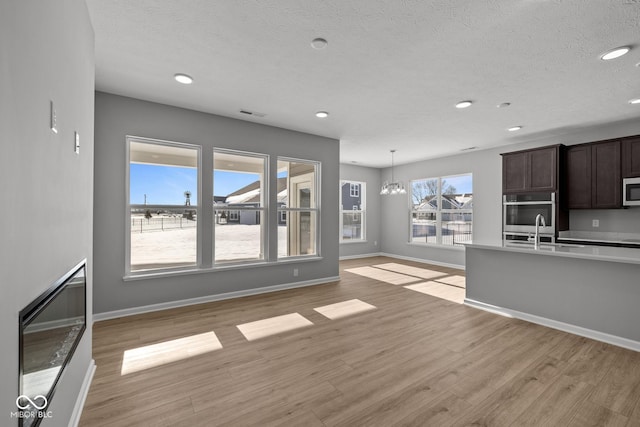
[379,118,640,268]
[93,92,340,315]
[570,209,640,233]
[339,164,382,258]
[0,1,94,426]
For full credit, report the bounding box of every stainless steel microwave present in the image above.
[623,177,640,206]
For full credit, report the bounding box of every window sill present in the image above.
[124,256,324,282]
[406,242,466,251]
[340,240,368,245]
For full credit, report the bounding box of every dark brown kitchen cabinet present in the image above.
[622,136,640,178]
[502,145,559,193]
[566,145,591,209]
[566,140,621,209]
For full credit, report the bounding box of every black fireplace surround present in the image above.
[18,260,86,427]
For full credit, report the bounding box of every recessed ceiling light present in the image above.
[497,102,511,108]
[600,46,631,61]
[174,73,193,84]
[315,111,329,118]
[455,100,473,109]
[629,98,640,105]
[311,38,328,49]
[508,126,523,132]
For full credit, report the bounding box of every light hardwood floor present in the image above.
[80,257,640,426]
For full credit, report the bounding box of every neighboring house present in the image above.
[215,177,288,225]
[414,193,473,222]
[340,182,362,211]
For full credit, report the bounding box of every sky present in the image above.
[130,164,472,205]
[130,164,263,205]
[442,174,473,194]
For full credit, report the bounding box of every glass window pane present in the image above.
[411,211,437,244]
[213,150,267,264]
[278,211,317,257]
[410,173,472,247]
[411,178,439,209]
[340,180,366,242]
[342,212,364,240]
[277,159,317,208]
[277,158,318,258]
[129,140,198,272]
[215,210,264,262]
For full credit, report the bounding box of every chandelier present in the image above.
[380,150,406,195]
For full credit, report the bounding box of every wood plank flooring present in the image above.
[80,256,640,426]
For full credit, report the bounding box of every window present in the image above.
[127,137,200,273]
[410,174,472,246]
[340,180,366,241]
[350,183,360,197]
[127,139,321,275]
[277,158,319,258]
[213,150,267,264]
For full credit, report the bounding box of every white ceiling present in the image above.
[86,0,640,168]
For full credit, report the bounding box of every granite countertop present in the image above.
[465,240,640,265]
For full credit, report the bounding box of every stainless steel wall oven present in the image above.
[503,193,555,241]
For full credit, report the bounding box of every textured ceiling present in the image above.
[86,0,640,167]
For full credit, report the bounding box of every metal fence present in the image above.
[131,216,197,233]
[412,221,472,246]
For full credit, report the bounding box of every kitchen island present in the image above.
[465,241,640,351]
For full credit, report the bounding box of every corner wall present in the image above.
[93,92,340,315]
[0,1,95,425]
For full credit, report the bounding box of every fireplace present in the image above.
[18,260,86,427]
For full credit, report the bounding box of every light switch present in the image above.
[74,132,80,154]
[50,101,58,134]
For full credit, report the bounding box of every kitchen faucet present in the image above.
[534,213,546,249]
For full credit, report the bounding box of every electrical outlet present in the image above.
[592,219,599,227]
[50,100,58,134]
[293,268,299,277]
[374,241,378,246]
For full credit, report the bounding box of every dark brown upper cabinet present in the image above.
[622,136,640,178]
[502,145,559,193]
[566,139,621,209]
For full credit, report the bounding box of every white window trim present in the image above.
[213,148,269,265]
[340,180,366,243]
[125,135,203,276]
[408,174,472,247]
[277,157,321,259]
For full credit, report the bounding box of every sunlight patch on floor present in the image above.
[314,299,377,320]
[121,331,223,375]
[236,313,314,341]
[435,274,466,289]
[373,263,447,280]
[404,281,465,304]
[344,266,420,285]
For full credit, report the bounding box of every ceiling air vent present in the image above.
[239,110,266,118]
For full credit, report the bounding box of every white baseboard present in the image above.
[339,252,383,260]
[68,359,96,427]
[379,252,465,270]
[94,276,340,322]
[464,298,640,353]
